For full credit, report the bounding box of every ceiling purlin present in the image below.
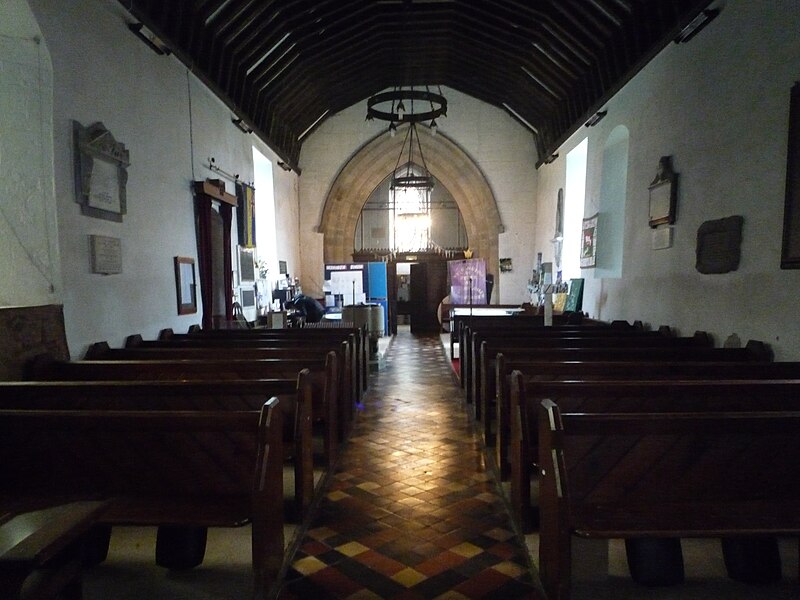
[241,3,387,129]
[450,18,573,102]
[193,0,259,73]
[223,13,285,102]
[586,0,625,28]
[252,55,316,130]
[121,0,714,167]
[578,1,630,80]
[296,17,454,107]
[211,2,277,85]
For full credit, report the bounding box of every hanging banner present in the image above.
[236,182,256,247]
[447,258,487,304]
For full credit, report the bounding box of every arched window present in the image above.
[562,138,588,282]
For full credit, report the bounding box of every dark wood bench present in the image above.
[27,352,340,469]
[492,349,780,479]
[0,377,313,519]
[87,341,359,441]
[510,376,800,533]
[470,326,688,410]
[458,321,661,398]
[454,316,630,376]
[0,400,284,600]
[127,332,361,421]
[537,400,800,600]
[451,312,608,359]
[470,331,714,418]
[155,325,366,397]
[0,501,107,600]
[161,324,369,395]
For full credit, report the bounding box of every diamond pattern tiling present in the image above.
[278,331,542,599]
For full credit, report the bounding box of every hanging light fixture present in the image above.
[366,85,447,132]
[366,86,447,252]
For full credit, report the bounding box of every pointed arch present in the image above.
[318,125,503,295]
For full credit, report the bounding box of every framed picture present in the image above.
[781,83,800,268]
[648,156,678,228]
[238,246,256,284]
[174,256,197,315]
[580,214,598,268]
[73,121,130,222]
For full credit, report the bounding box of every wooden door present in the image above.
[410,261,448,333]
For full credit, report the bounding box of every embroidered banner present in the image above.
[236,182,256,247]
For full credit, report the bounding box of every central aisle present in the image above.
[278,331,542,599]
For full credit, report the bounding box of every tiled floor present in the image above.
[278,330,542,599]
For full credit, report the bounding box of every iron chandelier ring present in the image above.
[367,90,447,123]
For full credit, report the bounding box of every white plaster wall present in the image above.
[534,0,800,359]
[27,0,300,357]
[298,88,539,302]
[0,0,60,307]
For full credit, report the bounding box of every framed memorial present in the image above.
[238,246,256,284]
[174,257,197,315]
[648,156,678,228]
[73,121,130,222]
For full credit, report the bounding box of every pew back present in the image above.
[28,353,340,467]
[537,400,800,600]
[0,376,315,515]
[0,399,285,598]
[510,376,800,533]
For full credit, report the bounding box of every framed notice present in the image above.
[89,235,122,274]
[580,214,598,268]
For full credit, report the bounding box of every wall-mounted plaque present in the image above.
[174,256,197,315]
[648,156,678,228]
[696,216,744,274]
[89,235,122,274]
[74,121,130,222]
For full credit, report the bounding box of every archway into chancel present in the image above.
[318,125,503,290]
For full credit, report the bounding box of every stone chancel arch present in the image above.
[318,125,503,295]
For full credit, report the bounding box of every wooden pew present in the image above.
[0,501,107,600]
[470,331,714,420]
[87,341,358,441]
[126,332,361,419]
[0,377,314,519]
[492,347,779,479]
[510,376,800,534]
[459,321,660,399]
[162,324,369,395]
[537,400,800,600]
[0,400,284,600]
[451,311,606,361]
[27,353,340,469]
[456,319,620,386]
[154,326,365,398]
[454,316,628,381]
[470,327,689,414]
